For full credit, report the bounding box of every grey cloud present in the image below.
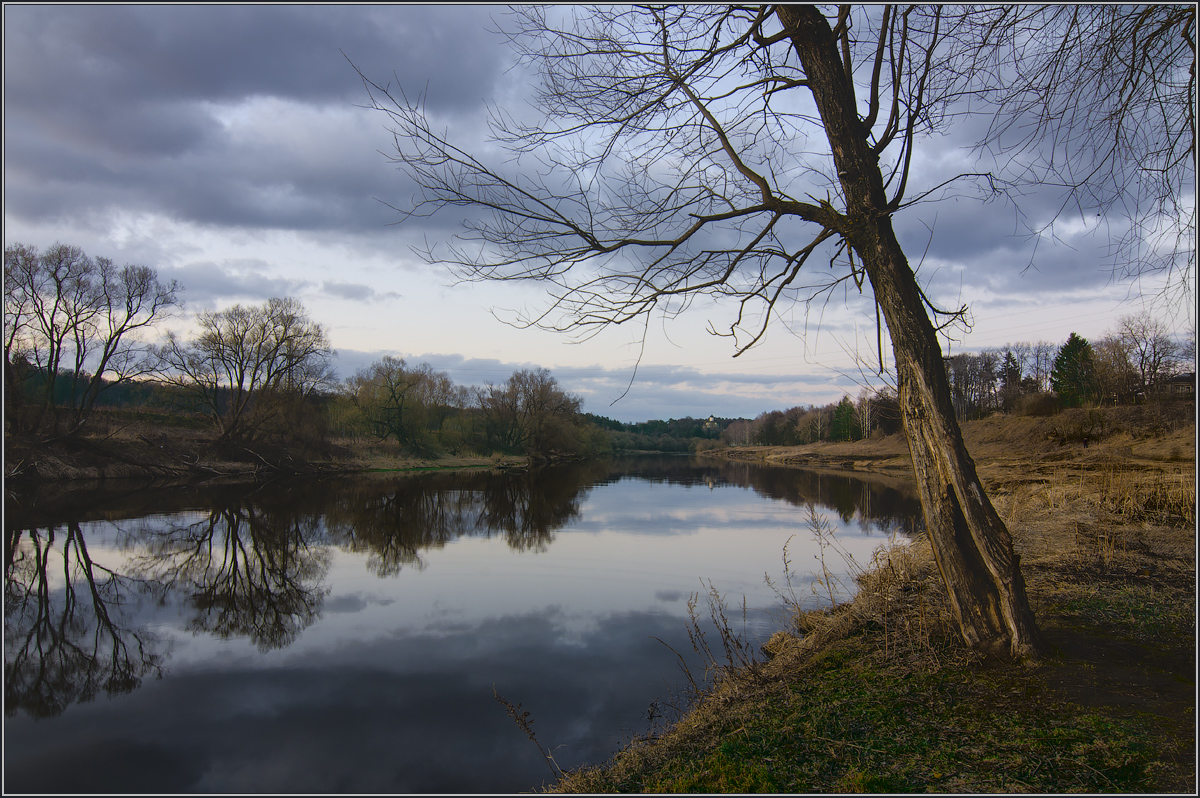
[160,261,311,306]
[320,281,400,302]
[3,5,520,235]
[4,5,509,109]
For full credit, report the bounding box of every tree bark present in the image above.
[779,6,1045,661]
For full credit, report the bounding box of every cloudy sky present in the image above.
[4,5,1193,423]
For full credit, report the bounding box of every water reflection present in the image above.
[5,524,166,718]
[602,454,922,534]
[5,456,921,792]
[321,461,610,571]
[131,503,329,652]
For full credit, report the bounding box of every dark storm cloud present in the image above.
[3,5,517,233]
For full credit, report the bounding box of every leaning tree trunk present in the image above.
[781,5,1045,662]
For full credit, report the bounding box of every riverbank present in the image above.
[550,403,1196,793]
[3,422,529,485]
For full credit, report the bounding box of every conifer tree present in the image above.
[1051,333,1099,408]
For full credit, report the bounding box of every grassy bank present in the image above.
[3,407,528,482]
[550,403,1196,793]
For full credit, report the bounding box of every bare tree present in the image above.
[359,4,1197,659]
[3,242,180,437]
[476,367,582,457]
[855,387,873,439]
[156,297,335,443]
[346,356,463,451]
[1114,311,1183,395]
[963,5,1195,301]
[1092,335,1139,405]
[1030,341,1058,394]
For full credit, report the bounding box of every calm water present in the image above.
[4,455,921,793]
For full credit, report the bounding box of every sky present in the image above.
[4,5,1195,423]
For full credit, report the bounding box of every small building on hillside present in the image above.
[1158,371,1195,398]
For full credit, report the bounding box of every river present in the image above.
[4,454,921,793]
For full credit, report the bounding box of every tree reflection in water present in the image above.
[5,457,917,724]
[603,455,923,536]
[322,461,610,572]
[129,501,330,652]
[3,462,608,717]
[4,523,166,718]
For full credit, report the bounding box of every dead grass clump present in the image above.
[1097,466,1196,527]
[758,529,961,677]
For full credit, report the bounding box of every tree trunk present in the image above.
[780,6,1045,661]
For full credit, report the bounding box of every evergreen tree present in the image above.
[999,350,1025,411]
[831,396,858,441]
[1051,333,1099,407]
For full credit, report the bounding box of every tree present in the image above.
[998,350,1024,412]
[476,367,583,458]
[363,5,1189,659]
[1114,311,1183,395]
[1030,341,1058,394]
[156,297,335,443]
[720,418,753,447]
[830,395,858,442]
[1051,332,1099,408]
[348,356,437,449]
[1092,335,1138,405]
[854,387,874,438]
[3,242,180,436]
[947,351,1001,420]
[346,356,469,452]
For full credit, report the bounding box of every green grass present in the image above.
[1035,571,1196,649]
[562,632,1166,793]
[553,556,1194,794]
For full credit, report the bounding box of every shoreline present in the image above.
[551,405,1196,793]
[2,430,532,487]
[4,403,1195,791]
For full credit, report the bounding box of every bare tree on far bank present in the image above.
[4,242,181,439]
[154,297,336,446]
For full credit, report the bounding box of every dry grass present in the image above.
[551,403,1196,794]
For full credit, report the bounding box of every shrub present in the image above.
[1015,392,1059,417]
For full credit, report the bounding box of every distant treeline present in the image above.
[732,317,1194,448]
[6,241,1193,458]
[583,413,733,452]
